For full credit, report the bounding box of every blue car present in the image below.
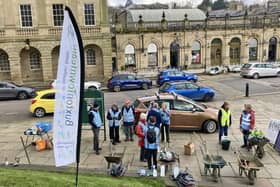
[157,69,198,85]
[159,81,215,101]
[107,74,152,92]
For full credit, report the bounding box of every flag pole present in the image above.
[64,6,85,187]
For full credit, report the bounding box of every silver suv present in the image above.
[240,63,280,79]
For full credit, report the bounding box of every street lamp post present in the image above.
[204,12,208,72]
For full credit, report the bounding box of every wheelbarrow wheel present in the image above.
[204,166,208,175]
[248,170,255,185]
[239,167,243,176]
[256,146,264,159]
[212,168,218,182]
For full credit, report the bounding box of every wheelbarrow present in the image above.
[248,137,269,159]
[200,142,227,182]
[104,146,126,169]
[237,154,264,185]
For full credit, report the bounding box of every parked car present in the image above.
[206,66,227,75]
[159,81,215,102]
[0,81,35,100]
[157,69,198,85]
[134,93,218,133]
[240,62,280,79]
[30,89,55,117]
[51,80,102,90]
[107,74,152,92]
[225,64,242,73]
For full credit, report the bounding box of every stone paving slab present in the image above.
[0,94,280,186]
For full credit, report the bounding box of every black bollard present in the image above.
[245,83,249,97]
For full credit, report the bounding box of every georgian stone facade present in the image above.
[0,0,112,84]
[113,9,280,71]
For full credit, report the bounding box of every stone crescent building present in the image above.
[0,0,112,84]
[112,7,280,71]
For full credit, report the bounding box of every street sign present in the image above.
[266,119,280,144]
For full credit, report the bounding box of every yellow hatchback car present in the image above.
[30,89,55,117]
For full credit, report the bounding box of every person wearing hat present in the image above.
[89,101,103,155]
[135,113,147,162]
[107,103,122,145]
[121,99,135,141]
[240,104,255,148]
[218,101,232,144]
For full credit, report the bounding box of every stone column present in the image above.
[223,37,230,65]
[9,50,22,83]
[241,36,249,64]
[41,54,53,82]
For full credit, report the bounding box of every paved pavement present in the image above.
[0,73,280,187]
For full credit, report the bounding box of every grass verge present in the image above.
[0,167,164,187]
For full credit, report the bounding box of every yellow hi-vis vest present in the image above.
[221,108,231,127]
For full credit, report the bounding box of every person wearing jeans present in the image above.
[121,99,135,141]
[218,102,232,144]
[240,104,255,148]
[144,116,160,170]
[89,102,103,155]
[107,104,122,145]
[160,102,171,143]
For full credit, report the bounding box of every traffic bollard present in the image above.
[245,83,249,97]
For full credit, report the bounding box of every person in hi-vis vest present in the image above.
[240,104,255,148]
[89,102,103,155]
[218,102,232,144]
[121,99,135,141]
[107,103,122,145]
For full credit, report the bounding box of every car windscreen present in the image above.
[160,83,170,90]
[242,64,252,69]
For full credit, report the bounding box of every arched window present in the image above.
[191,41,201,64]
[248,38,258,61]
[147,43,158,67]
[30,51,41,69]
[125,44,135,66]
[229,37,241,64]
[86,48,96,65]
[0,51,10,72]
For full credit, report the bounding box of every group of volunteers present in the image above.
[88,99,171,170]
[218,101,256,149]
[88,98,256,170]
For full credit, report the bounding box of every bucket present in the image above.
[221,139,231,150]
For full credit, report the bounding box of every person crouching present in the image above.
[135,113,147,162]
[145,116,160,170]
[107,103,122,145]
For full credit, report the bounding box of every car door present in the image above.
[255,64,266,77]
[118,75,128,88]
[170,100,201,130]
[0,83,14,98]
[40,92,55,113]
[6,83,19,98]
[127,74,138,88]
[174,71,184,81]
[184,82,201,100]
[265,63,277,76]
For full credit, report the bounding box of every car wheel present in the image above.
[203,93,212,102]
[34,108,46,118]
[88,86,97,90]
[203,120,217,133]
[253,73,259,79]
[277,72,280,77]
[113,85,121,92]
[142,83,148,90]
[17,91,28,100]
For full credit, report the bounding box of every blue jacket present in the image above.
[107,108,122,127]
[121,106,135,126]
[144,124,160,150]
[147,109,162,128]
[89,109,102,128]
[160,109,171,125]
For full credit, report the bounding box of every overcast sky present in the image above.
[108,0,266,7]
